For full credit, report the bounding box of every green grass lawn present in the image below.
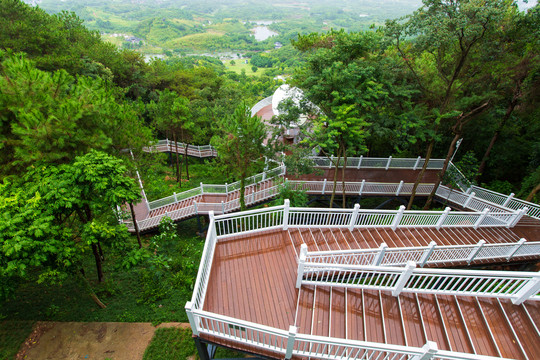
[0,321,34,360]
[223,59,262,76]
[143,327,245,360]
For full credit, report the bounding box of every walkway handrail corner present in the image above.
[185,301,199,336]
[512,276,540,305]
[507,238,526,261]
[285,326,298,360]
[349,203,360,231]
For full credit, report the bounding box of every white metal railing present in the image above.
[309,155,445,170]
[185,204,520,360]
[469,185,540,220]
[147,164,285,211]
[184,306,507,360]
[298,261,540,305]
[144,139,218,158]
[250,95,273,116]
[447,162,472,192]
[301,238,538,268]
[205,203,521,239]
[287,179,435,196]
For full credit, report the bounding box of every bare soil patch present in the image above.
[16,322,184,360]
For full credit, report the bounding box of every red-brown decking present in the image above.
[202,227,540,359]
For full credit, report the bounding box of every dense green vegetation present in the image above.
[0,0,539,357]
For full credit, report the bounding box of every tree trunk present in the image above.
[184,143,190,180]
[91,243,104,283]
[477,91,519,179]
[423,133,461,210]
[329,149,341,208]
[239,175,246,211]
[129,202,142,248]
[407,139,435,210]
[342,150,347,208]
[173,132,181,183]
[78,271,106,309]
[526,183,540,202]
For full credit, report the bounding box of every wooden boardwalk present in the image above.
[202,227,540,359]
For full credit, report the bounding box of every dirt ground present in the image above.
[16,322,189,360]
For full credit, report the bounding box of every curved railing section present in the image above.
[144,139,218,158]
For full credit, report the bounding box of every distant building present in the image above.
[274,42,283,49]
[125,36,143,44]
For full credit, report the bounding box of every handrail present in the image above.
[309,155,445,170]
[302,238,537,267]
[185,304,510,360]
[299,261,540,305]
[470,184,540,220]
[143,139,218,158]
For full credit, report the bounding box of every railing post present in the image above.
[372,243,388,266]
[262,171,266,181]
[322,179,327,195]
[512,276,540,305]
[174,192,178,203]
[463,192,476,208]
[357,155,363,169]
[200,182,204,194]
[412,341,438,360]
[467,240,485,264]
[474,208,490,229]
[466,187,472,195]
[285,325,298,359]
[329,155,333,168]
[385,156,392,170]
[391,205,405,231]
[251,191,255,204]
[392,261,416,296]
[503,193,515,207]
[221,201,225,214]
[359,179,365,196]
[510,207,528,227]
[507,238,526,261]
[193,201,198,214]
[349,204,360,231]
[225,183,229,194]
[413,156,421,171]
[185,301,199,335]
[419,241,437,267]
[396,180,404,196]
[296,244,307,288]
[283,199,290,230]
[436,207,451,230]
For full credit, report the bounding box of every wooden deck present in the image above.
[202,228,540,359]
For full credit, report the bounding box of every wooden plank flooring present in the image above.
[202,227,540,359]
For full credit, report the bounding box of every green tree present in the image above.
[211,104,266,210]
[0,151,140,306]
[0,51,146,176]
[386,0,517,209]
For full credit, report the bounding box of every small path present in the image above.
[17,322,190,360]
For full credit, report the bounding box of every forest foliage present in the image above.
[0,0,538,321]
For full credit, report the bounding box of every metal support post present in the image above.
[392,261,416,296]
[200,182,204,194]
[467,240,485,264]
[391,205,405,231]
[463,192,475,208]
[359,179,365,196]
[474,208,490,229]
[357,155,363,169]
[512,277,540,305]
[419,241,437,267]
[174,192,178,203]
[413,156,421,171]
[221,201,225,214]
[436,207,451,230]
[385,156,392,170]
[507,238,526,261]
[296,244,307,288]
[412,341,438,360]
[373,243,388,266]
[503,193,515,207]
[349,204,360,231]
[285,326,298,359]
[283,199,290,230]
[322,179,327,195]
[396,180,404,196]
